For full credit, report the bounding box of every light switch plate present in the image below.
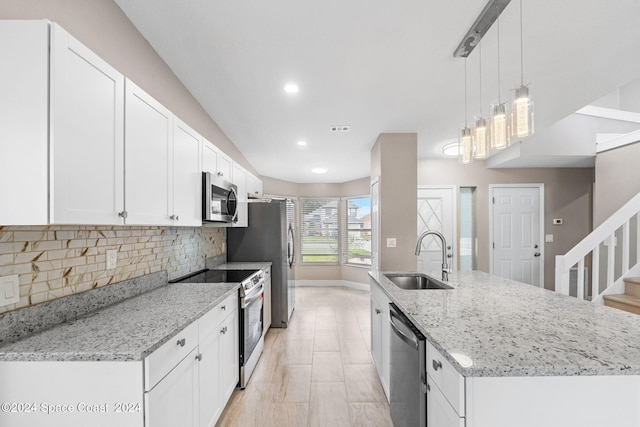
[545,234,554,243]
[386,238,397,248]
[0,274,20,307]
[106,249,117,270]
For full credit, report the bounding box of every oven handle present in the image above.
[389,305,419,350]
[241,283,264,308]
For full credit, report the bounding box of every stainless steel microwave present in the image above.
[202,172,238,223]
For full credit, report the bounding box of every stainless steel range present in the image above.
[169,268,266,388]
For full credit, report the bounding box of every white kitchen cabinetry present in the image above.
[246,173,263,199]
[231,163,248,227]
[426,341,465,426]
[202,139,233,181]
[124,79,173,226]
[427,375,465,427]
[263,266,272,330]
[172,118,202,226]
[370,279,391,401]
[50,23,125,225]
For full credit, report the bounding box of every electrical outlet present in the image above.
[0,275,20,307]
[106,249,117,270]
[386,238,397,248]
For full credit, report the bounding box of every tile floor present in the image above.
[216,286,393,427]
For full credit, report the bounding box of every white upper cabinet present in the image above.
[50,23,125,225]
[173,118,202,226]
[0,21,50,225]
[203,139,232,182]
[231,163,248,227]
[246,173,263,199]
[125,79,173,226]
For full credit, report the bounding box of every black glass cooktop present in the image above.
[169,269,258,284]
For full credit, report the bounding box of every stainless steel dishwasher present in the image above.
[389,302,427,427]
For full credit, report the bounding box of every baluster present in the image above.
[607,234,615,289]
[637,213,640,266]
[622,220,630,274]
[592,245,600,300]
[577,258,585,300]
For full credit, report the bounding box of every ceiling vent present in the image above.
[330,125,350,133]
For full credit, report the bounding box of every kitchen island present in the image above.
[370,270,640,427]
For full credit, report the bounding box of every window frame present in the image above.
[344,195,372,268]
[299,197,341,265]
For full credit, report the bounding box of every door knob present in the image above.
[534,252,541,257]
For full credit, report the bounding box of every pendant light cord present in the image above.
[464,58,468,127]
[479,42,482,117]
[520,0,524,86]
[497,3,501,104]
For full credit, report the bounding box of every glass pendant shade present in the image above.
[459,127,474,164]
[474,117,488,159]
[491,103,509,149]
[511,84,534,138]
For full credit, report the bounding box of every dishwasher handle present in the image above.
[389,304,419,350]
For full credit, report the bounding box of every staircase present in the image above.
[555,191,640,311]
[603,277,640,314]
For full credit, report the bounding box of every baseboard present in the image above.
[295,279,370,292]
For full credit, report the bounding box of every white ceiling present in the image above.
[114,0,640,183]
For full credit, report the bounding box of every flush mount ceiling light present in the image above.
[284,83,299,94]
[311,167,327,174]
[442,142,461,156]
[297,141,307,146]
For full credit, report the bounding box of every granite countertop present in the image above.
[213,262,272,271]
[0,282,239,362]
[370,270,640,378]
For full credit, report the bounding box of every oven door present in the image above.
[241,283,264,366]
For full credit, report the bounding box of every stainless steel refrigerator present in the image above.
[227,200,295,328]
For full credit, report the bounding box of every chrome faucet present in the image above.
[415,230,449,281]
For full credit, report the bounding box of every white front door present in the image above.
[417,186,456,273]
[490,185,544,287]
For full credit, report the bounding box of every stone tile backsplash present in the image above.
[0,225,226,314]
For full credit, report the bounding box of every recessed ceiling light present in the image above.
[311,167,327,174]
[297,141,307,146]
[442,142,461,156]
[284,83,299,94]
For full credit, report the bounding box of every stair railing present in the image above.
[555,191,640,302]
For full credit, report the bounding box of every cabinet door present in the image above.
[370,296,383,375]
[146,348,199,427]
[202,139,219,175]
[217,151,233,181]
[50,24,125,225]
[427,375,465,427]
[220,310,239,403]
[370,281,391,401]
[0,21,49,225]
[231,163,248,227]
[173,118,202,226]
[125,79,173,225]
[198,322,222,427]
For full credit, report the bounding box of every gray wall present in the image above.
[594,141,640,226]
[418,160,594,291]
[0,0,256,174]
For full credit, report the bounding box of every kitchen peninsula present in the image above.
[370,270,640,427]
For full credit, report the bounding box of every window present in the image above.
[345,196,372,266]
[300,198,339,263]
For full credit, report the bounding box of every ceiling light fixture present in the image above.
[474,42,488,159]
[297,141,307,146]
[442,142,461,156]
[460,59,474,164]
[491,2,510,150]
[511,0,534,138]
[311,167,327,174]
[284,83,299,94]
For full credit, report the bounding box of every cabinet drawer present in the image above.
[426,341,465,416]
[371,280,389,307]
[199,292,238,341]
[145,321,198,392]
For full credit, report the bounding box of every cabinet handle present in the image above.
[375,308,381,315]
[170,214,179,221]
[176,216,179,221]
[426,383,430,392]
[177,338,186,347]
[195,353,203,362]
[221,326,227,334]
[432,359,442,371]
[217,172,223,177]
[118,211,128,219]
[221,305,226,311]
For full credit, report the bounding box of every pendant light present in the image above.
[491,2,510,149]
[511,0,534,138]
[459,59,474,164]
[474,43,488,159]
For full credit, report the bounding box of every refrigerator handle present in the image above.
[287,224,295,268]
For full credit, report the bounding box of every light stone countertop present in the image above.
[0,282,239,362]
[370,270,640,377]
[212,262,272,271]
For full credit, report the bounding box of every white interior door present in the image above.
[417,186,456,273]
[491,185,544,287]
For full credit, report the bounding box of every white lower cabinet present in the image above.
[144,294,239,427]
[427,374,465,427]
[263,266,272,330]
[370,279,391,401]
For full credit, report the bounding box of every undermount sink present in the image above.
[384,273,453,290]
